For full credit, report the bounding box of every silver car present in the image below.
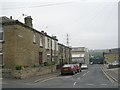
[81,64,88,69]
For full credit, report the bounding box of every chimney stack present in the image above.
[41,30,44,34]
[10,16,12,19]
[24,16,33,28]
[52,36,57,39]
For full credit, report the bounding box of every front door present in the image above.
[39,52,43,64]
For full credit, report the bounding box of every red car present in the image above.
[61,64,76,75]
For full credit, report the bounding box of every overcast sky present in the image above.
[0,0,119,50]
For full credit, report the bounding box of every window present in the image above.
[0,32,3,41]
[0,48,3,66]
[40,35,43,47]
[47,38,50,49]
[0,54,3,66]
[0,49,2,53]
[33,31,36,43]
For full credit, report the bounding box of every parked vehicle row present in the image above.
[61,64,83,75]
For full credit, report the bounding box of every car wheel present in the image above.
[61,73,64,76]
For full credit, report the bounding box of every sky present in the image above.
[0,0,119,50]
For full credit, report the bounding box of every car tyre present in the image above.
[61,73,64,76]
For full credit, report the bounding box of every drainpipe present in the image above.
[51,38,53,72]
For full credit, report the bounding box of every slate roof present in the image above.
[0,16,58,41]
[0,16,15,23]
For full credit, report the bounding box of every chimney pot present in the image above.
[44,32,47,35]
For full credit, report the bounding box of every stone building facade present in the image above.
[72,47,89,64]
[1,16,60,69]
[104,48,119,64]
[57,43,72,68]
[0,16,72,78]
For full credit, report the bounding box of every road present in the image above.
[2,64,118,88]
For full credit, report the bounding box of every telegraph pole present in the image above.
[67,33,71,64]
[67,33,69,47]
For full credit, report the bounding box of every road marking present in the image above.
[83,73,86,76]
[73,82,76,85]
[77,78,80,80]
[34,78,44,83]
[82,71,90,77]
[35,77,56,83]
[0,78,2,80]
[100,67,115,83]
[40,77,56,83]
[86,71,89,73]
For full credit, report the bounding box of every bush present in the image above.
[15,65,22,70]
[44,62,55,66]
[44,62,48,66]
[33,64,40,67]
[33,64,37,67]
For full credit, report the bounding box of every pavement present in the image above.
[2,69,61,84]
[100,64,119,84]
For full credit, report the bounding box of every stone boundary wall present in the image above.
[2,65,56,79]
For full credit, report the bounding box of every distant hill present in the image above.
[89,49,109,58]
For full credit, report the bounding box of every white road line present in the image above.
[35,77,56,83]
[87,71,89,73]
[101,67,115,83]
[82,71,90,77]
[73,82,77,85]
[34,78,44,83]
[83,73,86,76]
[0,78,2,80]
[40,77,56,83]
[77,78,80,80]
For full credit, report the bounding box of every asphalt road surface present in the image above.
[2,64,118,88]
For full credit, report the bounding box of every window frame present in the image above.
[47,38,50,49]
[40,35,43,47]
[0,31,3,42]
[33,31,36,43]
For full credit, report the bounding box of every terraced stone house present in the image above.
[0,16,59,69]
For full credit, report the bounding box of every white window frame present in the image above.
[40,35,43,47]
[33,31,36,43]
[0,30,3,42]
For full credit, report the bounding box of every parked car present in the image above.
[81,64,88,69]
[73,64,81,72]
[90,62,93,65]
[61,64,76,75]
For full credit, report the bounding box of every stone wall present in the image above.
[2,65,56,79]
